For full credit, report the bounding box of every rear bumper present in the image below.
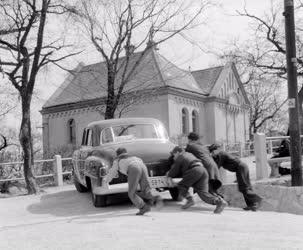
[93,177,181,195]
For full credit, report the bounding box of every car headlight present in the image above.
[99,163,109,177]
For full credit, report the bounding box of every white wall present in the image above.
[214,104,227,143]
[120,95,169,133]
[46,111,101,151]
[167,95,205,142]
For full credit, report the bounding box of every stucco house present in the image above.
[41,47,250,154]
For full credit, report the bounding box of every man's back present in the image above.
[167,151,201,178]
[186,142,221,181]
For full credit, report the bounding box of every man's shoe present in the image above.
[243,206,252,211]
[136,204,151,215]
[243,200,262,212]
[181,198,195,209]
[214,198,228,214]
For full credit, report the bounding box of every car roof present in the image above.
[87,117,163,129]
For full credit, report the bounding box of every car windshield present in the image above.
[112,124,158,142]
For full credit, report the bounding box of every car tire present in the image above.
[92,192,107,207]
[169,187,181,201]
[73,172,89,193]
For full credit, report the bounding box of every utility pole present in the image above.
[284,0,303,186]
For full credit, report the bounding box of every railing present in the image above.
[0,155,73,186]
[265,136,291,155]
[222,141,255,157]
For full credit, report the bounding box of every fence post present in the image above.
[239,143,243,158]
[53,155,63,186]
[222,142,226,151]
[254,133,269,180]
[269,140,273,155]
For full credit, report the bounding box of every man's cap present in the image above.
[208,143,221,152]
[187,132,200,141]
[116,147,127,156]
[170,146,183,155]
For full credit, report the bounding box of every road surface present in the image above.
[1,185,303,250]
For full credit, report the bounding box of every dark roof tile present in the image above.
[191,66,223,94]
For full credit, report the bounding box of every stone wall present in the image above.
[220,177,303,215]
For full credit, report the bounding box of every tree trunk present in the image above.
[20,94,39,194]
[298,86,303,133]
[104,66,117,119]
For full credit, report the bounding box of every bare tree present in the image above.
[223,1,303,130]
[219,49,287,137]
[0,134,8,152]
[246,77,287,137]
[71,0,211,119]
[0,0,79,194]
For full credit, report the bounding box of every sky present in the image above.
[2,0,274,130]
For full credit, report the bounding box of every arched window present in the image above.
[68,119,76,144]
[181,108,189,134]
[192,110,199,133]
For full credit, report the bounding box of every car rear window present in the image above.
[112,124,158,141]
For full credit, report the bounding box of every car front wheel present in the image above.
[73,172,88,193]
[92,192,107,207]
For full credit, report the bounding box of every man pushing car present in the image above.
[167,146,228,214]
[103,147,162,215]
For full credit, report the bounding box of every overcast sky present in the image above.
[3,0,276,129]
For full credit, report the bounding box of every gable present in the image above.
[210,63,249,106]
[191,66,223,94]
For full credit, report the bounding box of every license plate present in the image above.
[148,176,176,188]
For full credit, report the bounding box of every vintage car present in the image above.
[72,117,180,207]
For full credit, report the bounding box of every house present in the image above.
[40,47,250,154]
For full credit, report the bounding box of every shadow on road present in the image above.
[27,189,135,218]
[27,188,234,220]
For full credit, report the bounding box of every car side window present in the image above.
[87,129,93,146]
[101,128,113,144]
[81,129,87,145]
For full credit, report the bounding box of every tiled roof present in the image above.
[191,66,224,93]
[43,49,222,108]
[153,52,206,95]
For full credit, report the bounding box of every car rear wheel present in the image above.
[169,187,181,201]
[92,192,107,207]
[73,172,89,193]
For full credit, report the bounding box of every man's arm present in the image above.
[167,157,182,178]
[103,159,119,183]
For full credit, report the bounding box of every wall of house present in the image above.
[43,110,102,154]
[204,102,216,144]
[167,94,206,143]
[209,102,249,145]
[213,103,227,144]
[42,94,249,155]
[236,111,245,143]
[42,95,169,154]
[119,95,170,133]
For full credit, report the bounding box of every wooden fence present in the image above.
[0,155,72,186]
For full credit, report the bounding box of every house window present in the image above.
[68,119,76,144]
[182,108,189,134]
[192,110,199,133]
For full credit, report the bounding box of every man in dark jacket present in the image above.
[209,144,263,211]
[167,146,227,214]
[185,132,222,195]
